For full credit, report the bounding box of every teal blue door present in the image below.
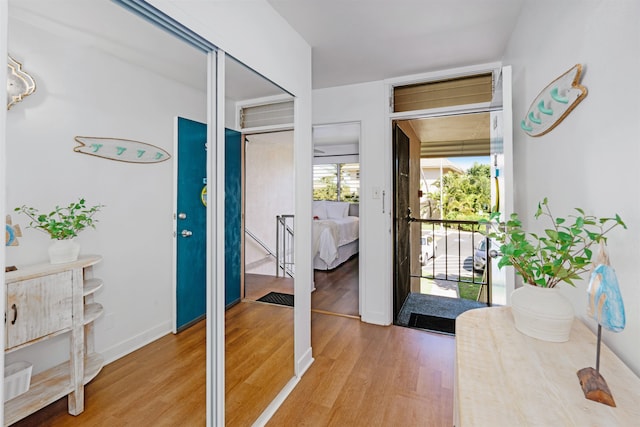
[225,128,242,308]
[176,117,207,331]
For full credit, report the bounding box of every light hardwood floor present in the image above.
[245,256,360,318]
[12,319,207,427]
[269,312,454,426]
[244,273,294,301]
[311,256,359,318]
[225,301,294,426]
[11,301,294,427]
[10,260,454,426]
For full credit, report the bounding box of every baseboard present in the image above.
[251,376,300,427]
[361,311,392,326]
[296,346,314,377]
[101,320,173,365]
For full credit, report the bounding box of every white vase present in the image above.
[510,283,574,342]
[48,239,80,264]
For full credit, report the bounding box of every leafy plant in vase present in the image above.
[480,198,626,342]
[15,198,104,264]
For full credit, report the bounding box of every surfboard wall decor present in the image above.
[520,64,587,137]
[74,136,171,164]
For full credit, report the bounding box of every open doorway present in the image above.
[390,68,511,334]
[311,122,360,318]
[393,113,493,334]
[243,130,295,302]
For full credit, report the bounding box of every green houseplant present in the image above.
[480,198,626,342]
[15,198,104,264]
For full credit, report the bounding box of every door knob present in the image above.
[178,212,187,220]
[181,229,193,237]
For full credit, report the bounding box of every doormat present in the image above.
[397,292,486,335]
[256,292,294,307]
[408,312,455,335]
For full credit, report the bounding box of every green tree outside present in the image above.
[428,162,491,225]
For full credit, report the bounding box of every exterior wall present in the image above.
[503,0,640,375]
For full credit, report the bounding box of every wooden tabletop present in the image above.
[455,306,640,426]
[5,255,102,283]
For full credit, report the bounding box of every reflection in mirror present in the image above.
[6,0,292,425]
[311,122,361,318]
[6,0,209,424]
[224,55,295,425]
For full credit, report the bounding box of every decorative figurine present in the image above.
[5,215,21,272]
[577,243,625,407]
[5,215,21,247]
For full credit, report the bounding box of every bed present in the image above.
[313,201,359,270]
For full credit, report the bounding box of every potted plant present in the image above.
[15,198,104,264]
[480,198,626,342]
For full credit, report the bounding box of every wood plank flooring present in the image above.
[225,301,294,426]
[10,301,294,427]
[244,273,294,301]
[9,259,454,426]
[11,319,207,427]
[269,312,455,426]
[245,256,359,318]
[312,256,359,318]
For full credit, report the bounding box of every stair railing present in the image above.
[276,214,295,278]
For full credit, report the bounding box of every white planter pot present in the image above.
[510,283,574,342]
[48,239,80,264]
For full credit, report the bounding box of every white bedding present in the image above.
[313,216,359,266]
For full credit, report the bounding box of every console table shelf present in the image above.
[455,307,640,426]
[4,255,104,425]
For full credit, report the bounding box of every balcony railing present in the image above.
[407,214,492,305]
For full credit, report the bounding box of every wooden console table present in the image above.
[4,255,104,425]
[455,307,640,426]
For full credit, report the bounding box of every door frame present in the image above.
[392,124,411,321]
[311,121,362,315]
[172,116,208,333]
[384,62,514,320]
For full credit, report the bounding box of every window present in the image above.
[313,163,360,202]
[393,72,493,112]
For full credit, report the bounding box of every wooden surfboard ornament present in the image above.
[520,64,587,137]
[74,136,171,164]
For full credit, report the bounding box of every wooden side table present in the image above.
[455,306,640,426]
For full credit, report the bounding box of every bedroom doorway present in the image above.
[311,122,361,318]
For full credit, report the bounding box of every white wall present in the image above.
[5,5,207,371]
[313,82,391,324]
[502,0,640,375]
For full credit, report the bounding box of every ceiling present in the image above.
[10,0,524,155]
[267,0,524,156]
[267,0,525,89]
[407,112,490,158]
[9,0,286,102]
[10,0,526,97]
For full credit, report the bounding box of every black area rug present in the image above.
[397,292,486,335]
[257,291,294,307]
